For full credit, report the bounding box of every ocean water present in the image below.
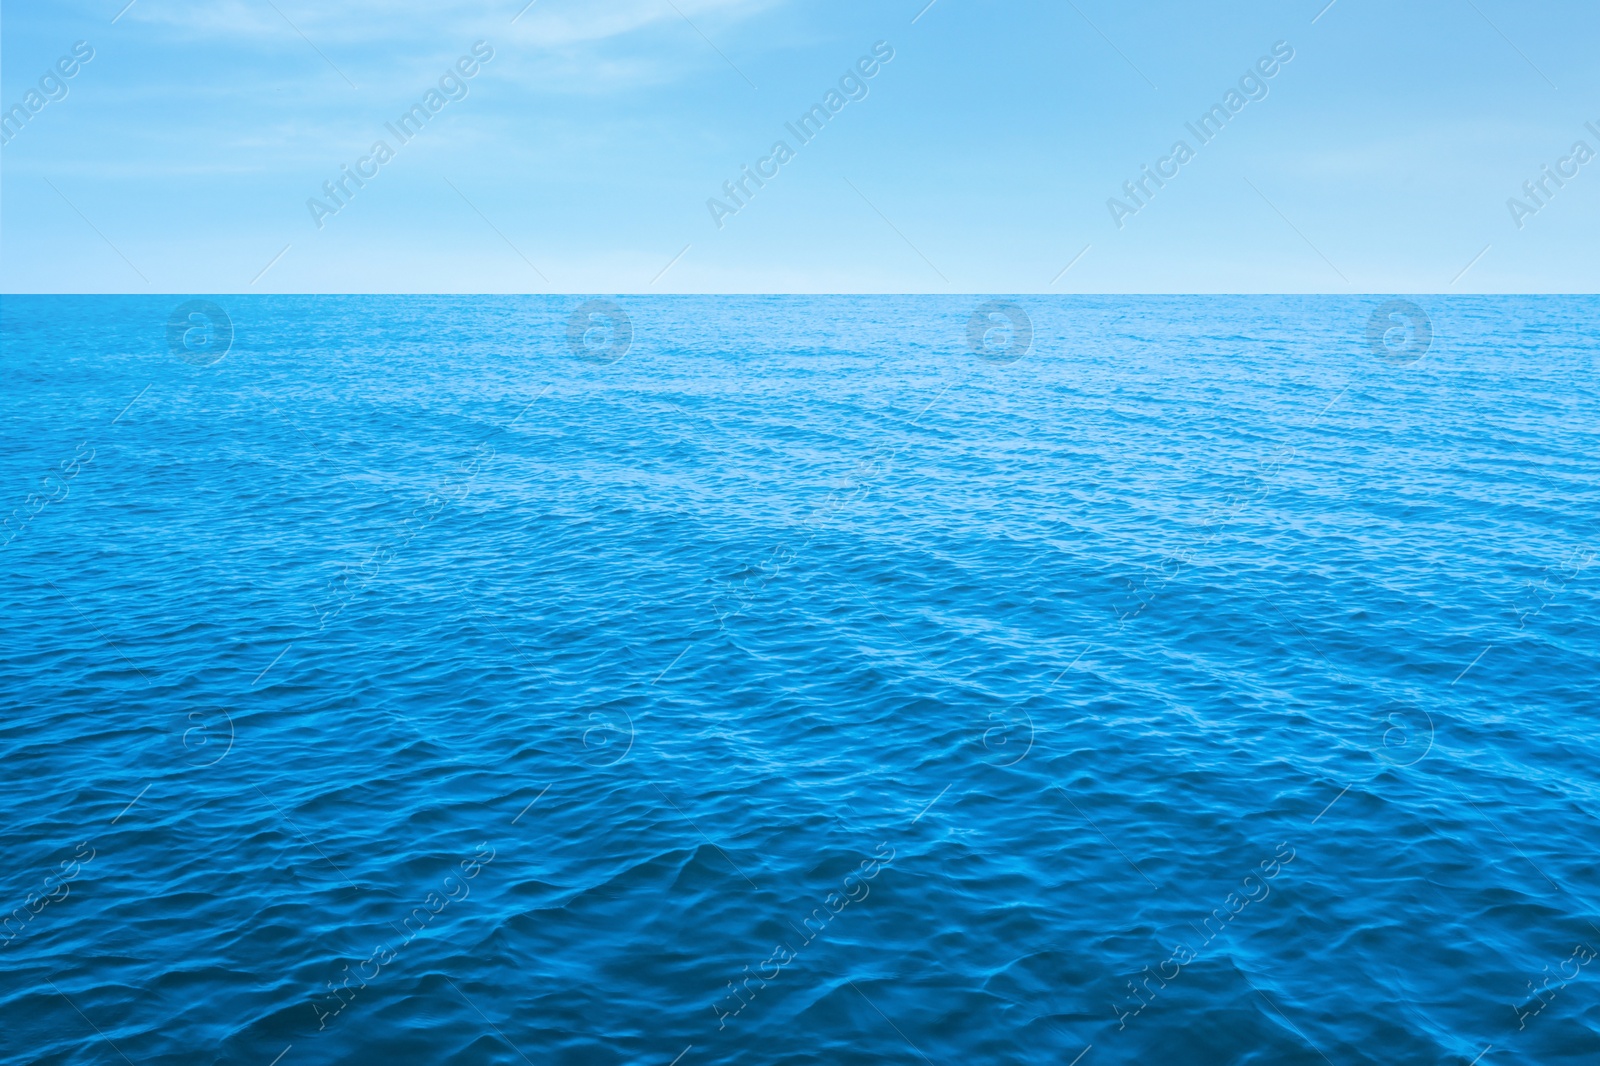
[1,295,1596,1066]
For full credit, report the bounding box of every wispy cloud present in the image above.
[111,0,782,98]
[123,0,778,49]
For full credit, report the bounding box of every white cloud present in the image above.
[112,0,784,97]
[124,0,780,49]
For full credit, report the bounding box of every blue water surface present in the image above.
[1,295,1597,1065]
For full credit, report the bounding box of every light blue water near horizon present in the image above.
[1,295,1597,1065]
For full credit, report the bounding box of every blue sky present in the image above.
[2,0,1596,292]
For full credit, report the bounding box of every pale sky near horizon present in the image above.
[1,0,1596,293]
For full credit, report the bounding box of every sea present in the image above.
[2,295,1596,1065]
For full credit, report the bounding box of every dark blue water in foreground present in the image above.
[2,295,1597,1066]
